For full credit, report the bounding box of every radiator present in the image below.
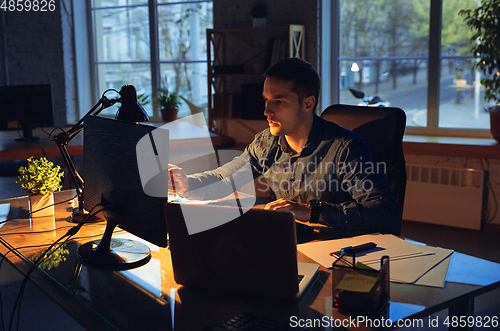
[402,164,485,230]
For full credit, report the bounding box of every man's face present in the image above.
[262,77,306,136]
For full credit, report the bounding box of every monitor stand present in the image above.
[78,216,151,270]
[14,126,41,142]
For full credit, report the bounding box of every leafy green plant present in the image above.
[137,93,151,107]
[459,0,500,104]
[156,88,181,110]
[31,244,69,271]
[17,157,64,196]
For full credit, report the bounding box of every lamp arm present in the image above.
[66,95,118,143]
[53,93,119,221]
[58,142,84,196]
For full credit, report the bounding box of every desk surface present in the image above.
[0,191,499,330]
[0,121,221,161]
[0,128,83,161]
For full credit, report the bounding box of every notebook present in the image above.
[164,203,319,300]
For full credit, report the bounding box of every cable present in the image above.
[40,126,51,137]
[0,247,16,331]
[48,127,66,142]
[7,204,107,331]
[480,158,498,223]
[35,140,47,158]
[0,193,77,227]
[8,205,106,331]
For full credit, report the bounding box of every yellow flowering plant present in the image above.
[31,244,70,271]
[17,157,64,196]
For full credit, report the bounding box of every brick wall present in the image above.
[1,0,73,127]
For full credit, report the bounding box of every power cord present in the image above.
[48,127,65,141]
[0,247,16,331]
[7,203,107,331]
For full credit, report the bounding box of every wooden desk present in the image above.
[0,191,499,330]
[0,121,221,161]
[0,128,83,161]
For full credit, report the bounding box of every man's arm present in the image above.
[179,149,261,201]
[264,137,401,236]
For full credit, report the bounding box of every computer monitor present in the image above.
[81,115,168,270]
[0,84,54,141]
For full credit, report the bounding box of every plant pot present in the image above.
[161,107,179,122]
[29,193,55,217]
[485,105,500,143]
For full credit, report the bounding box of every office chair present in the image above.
[320,104,407,216]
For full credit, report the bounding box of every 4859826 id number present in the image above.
[444,316,498,328]
[1,0,56,12]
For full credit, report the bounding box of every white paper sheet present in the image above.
[297,233,452,284]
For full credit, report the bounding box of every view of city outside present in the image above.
[158,3,211,114]
[91,0,212,119]
[91,0,491,132]
[338,0,490,131]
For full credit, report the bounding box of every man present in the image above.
[169,58,401,236]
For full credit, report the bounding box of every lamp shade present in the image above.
[115,85,149,122]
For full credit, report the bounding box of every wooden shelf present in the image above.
[206,25,305,132]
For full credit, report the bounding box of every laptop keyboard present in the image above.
[203,275,311,331]
[298,274,305,284]
[204,312,298,331]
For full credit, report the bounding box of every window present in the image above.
[332,0,490,137]
[90,0,213,120]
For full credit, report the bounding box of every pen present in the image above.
[329,242,377,257]
[169,165,177,194]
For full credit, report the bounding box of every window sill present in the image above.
[403,135,500,159]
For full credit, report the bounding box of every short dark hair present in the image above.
[264,58,320,111]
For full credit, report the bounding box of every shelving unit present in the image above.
[206,25,305,134]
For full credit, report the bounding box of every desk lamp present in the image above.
[53,84,149,223]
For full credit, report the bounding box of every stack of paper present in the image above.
[297,233,453,287]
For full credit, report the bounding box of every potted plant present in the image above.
[137,92,151,107]
[16,157,64,217]
[460,0,500,142]
[157,88,181,122]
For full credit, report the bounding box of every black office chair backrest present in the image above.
[321,104,407,216]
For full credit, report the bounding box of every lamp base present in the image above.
[71,208,103,224]
[78,238,151,270]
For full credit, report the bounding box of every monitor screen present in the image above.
[82,115,168,269]
[0,84,54,141]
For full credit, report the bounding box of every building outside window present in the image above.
[89,0,489,138]
[90,0,213,121]
[336,0,490,138]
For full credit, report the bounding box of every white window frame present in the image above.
[87,0,212,122]
[323,0,490,138]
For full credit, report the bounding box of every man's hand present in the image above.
[168,164,189,195]
[264,198,310,222]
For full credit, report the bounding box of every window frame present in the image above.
[324,0,491,139]
[88,0,212,122]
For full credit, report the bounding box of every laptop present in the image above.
[164,203,319,300]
